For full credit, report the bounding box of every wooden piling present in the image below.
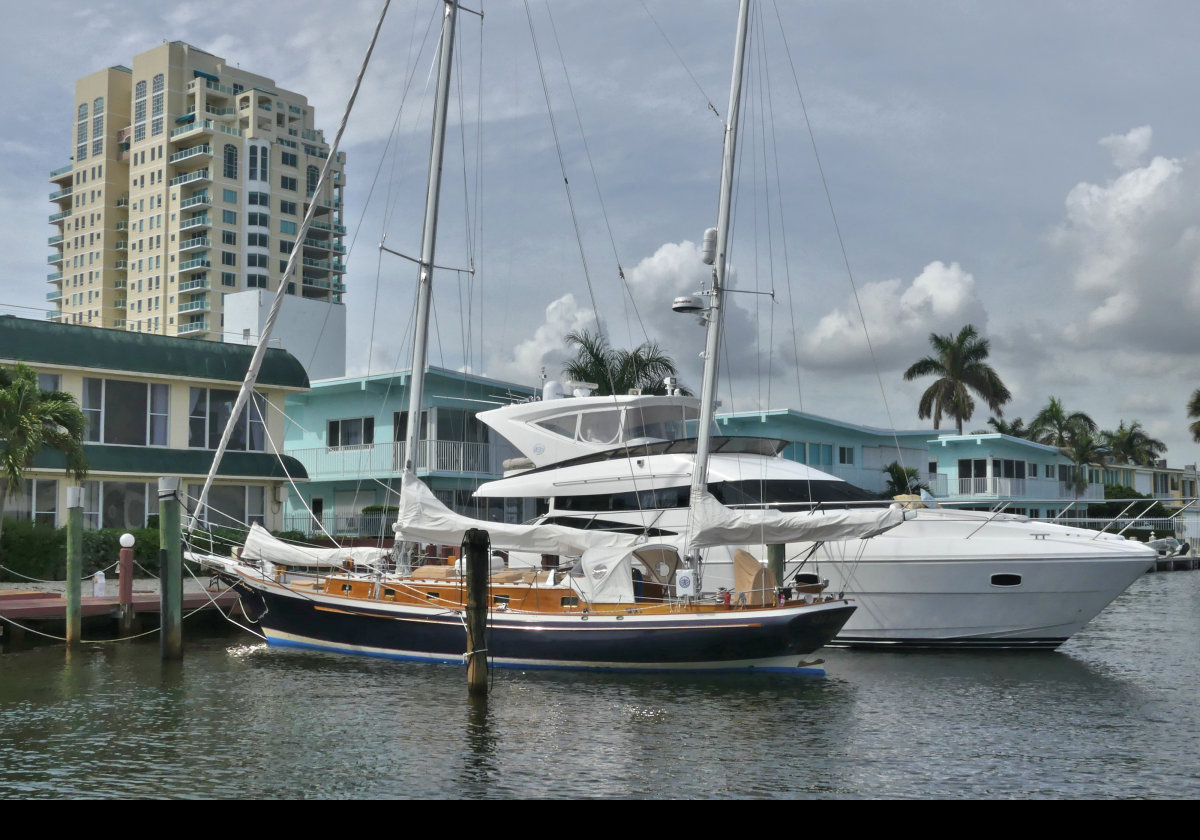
[767,543,785,598]
[65,486,83,649]
[463,528,489,695]
[158,478,183,660]
[118,536,136,635]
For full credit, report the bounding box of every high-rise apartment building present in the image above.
[47,42,347,338]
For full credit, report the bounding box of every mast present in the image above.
[403,0,459,472]
[689,0,752,524]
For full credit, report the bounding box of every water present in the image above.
[2,573,1198,798]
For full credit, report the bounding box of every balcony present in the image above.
[188,78,235,97]
[47,234,63,246]
[47,272,61,283]
[47,253,63,264]
[179,256,211,271]
[179,298,210,313]
[169,169,210,188]
[46,290,61,301]
[50,163,73,181]
[168,144,212,164]
[179,214,211,231]
[45,311,62,321]
[179,277,210,291]
[49,186,73,201]
[115,221,128,231]
[112,299,126,309]
[288,440,503,481]
[179,236,211,251]
[928,474,1106,503]
[113,280,126,290]
[112,319,126,329]
[171,118,243,139]
[180,193,211,210]
[49,209,72,223]
[115,197,129,209]
[114,241,127,251]
[113,260,127,270]
[178,319,209,335]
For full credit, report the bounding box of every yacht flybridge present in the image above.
[474,392,1156,649]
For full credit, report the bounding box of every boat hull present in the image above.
[230,575,854,673]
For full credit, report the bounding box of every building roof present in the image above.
[33,444,308,481]
[928,432,1064,455]
[0,316,309,390]
[717,407,933,438]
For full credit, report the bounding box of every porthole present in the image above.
[990,573,1022,587]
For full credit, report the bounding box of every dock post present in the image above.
[118,533,136,635]
[65,486,83,649]
[463,528,489,695]
[767,543,785,599]
[158,478,183,660]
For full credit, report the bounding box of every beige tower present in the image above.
[47,42,347,338]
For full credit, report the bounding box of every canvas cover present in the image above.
[240,522,391,569]
[689,491,906,548]
[569,546,637,604]
[394,471,640,555]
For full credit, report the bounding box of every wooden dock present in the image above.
[0,584,240,650]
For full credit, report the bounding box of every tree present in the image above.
[903,324,1011,434]
[986,416,1029,438]
[1100,420,1166,466]
[562,329,689,396]
[1061,429,1105,498]
[0,364,87,550]
[882,460,928,498]
[1188,389,1200,443]
[1028,396,1096,448]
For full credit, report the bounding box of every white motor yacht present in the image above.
[475,392,1156,649]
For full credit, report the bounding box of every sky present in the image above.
[4,0,1200,465]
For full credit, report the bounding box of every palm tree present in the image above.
[1028,396,1096,448]
[1188,389,1200,443]
[882,461,928,498]
[903,324,1011,434]
[986,416,1028,438]
[1101,420,1167,466]
[1061,429,1106,499]
[0,364,87,549]
[563,329,688,396]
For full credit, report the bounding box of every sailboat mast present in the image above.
[690,0,752,515]
[403,0,459,472]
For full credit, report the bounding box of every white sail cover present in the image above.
[569,546,637,604]
[689,491,907,548]
[394,471,640,555]
[240,523,391,568]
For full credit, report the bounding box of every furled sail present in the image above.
[689,491,907,548]
[241,523,391,568]
[394,470,640,555]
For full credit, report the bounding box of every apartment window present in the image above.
[1046,465,1056,479]
[838,446,854,465]
[221,271,238,287]
[249,192,269,206]
[280,200,297,215]
[328,417,374,449]
[249,233,270,247]
[82,379,168,446]
[223,189,237,203]
[224,144,238,179]
[247,274,268,289]
[221,251,237,267]
[186,483,265,528]
[248,212,269,227]
[278,240,293,253]
[38,374,62,392]
[82,480,149,530]
[222,230,237,246]
[306,165,320,196]
[279,220,297,235]
[1029,463,1038,478]
[1,478,59,526]
[281,151,297,167]
[188,388,266,451]
[805,443,832,467]
[248,254,268,268]
[222,209,238,225]
[249,146,259,181]
[279,175,297,192]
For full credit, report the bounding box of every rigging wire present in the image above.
[636,0,723,123]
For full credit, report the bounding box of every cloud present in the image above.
[1099,125,1153,170]
[484,293,596,384]
[796,260,988,371]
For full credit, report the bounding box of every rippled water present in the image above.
[2,573,1198,798]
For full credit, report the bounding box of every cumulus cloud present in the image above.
[1100,125,1153,170]
[796,260,988,371]
[484,293,596,384]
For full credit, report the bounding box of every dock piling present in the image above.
[65,486,83,649]
[158,478,183,661]
[463,528,489,695]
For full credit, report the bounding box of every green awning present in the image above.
[193,70,220,82]
[32,444,308,481]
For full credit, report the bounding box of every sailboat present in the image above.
[200,0,907,672]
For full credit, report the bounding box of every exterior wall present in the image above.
[715,410,932,495]
[283,369,538,535]
[48,42,347,339]
[222,289,346,381]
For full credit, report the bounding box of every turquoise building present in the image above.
[282,367,537,537]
